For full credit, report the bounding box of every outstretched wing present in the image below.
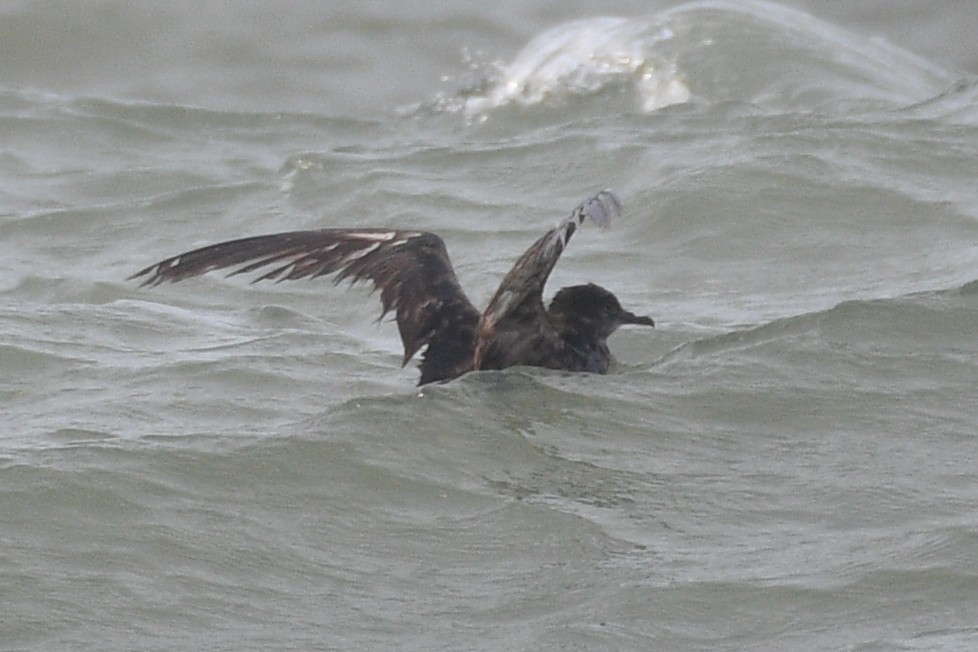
[473,190,621,369]
[129,229,481,383]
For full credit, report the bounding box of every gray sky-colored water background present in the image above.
[2,2,977,650]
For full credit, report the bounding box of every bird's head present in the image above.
[548,283,654,340]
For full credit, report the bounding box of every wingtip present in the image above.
[585,189,622,230]
[126,266,158,287]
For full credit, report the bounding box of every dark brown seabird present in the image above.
[130,190,654,385]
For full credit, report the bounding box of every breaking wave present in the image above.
[426,0,958,119]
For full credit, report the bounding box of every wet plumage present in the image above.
[130,190,654,385]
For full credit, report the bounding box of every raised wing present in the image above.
[473,190,620,369]
[129,229,481,384]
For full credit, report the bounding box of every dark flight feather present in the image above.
[129,229,481,383]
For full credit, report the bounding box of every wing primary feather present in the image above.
[130,228,482,382]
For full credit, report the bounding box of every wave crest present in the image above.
[460,17,690,116]
[424,1,957,119]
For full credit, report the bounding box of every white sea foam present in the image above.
[457,16,690,117]
[430,1,956,120]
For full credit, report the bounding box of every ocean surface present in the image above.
[2,1,977,650]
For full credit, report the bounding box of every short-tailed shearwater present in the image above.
[130,190,654,385]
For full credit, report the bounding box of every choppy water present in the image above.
[2,1,978,650]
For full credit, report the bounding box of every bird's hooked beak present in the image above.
[621,310,655,328]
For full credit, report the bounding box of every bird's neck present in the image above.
[550,312,606,351]
[551,317,612,374]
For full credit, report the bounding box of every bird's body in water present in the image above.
[130,190,654,385]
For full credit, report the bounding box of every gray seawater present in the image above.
[2,1,978,650]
